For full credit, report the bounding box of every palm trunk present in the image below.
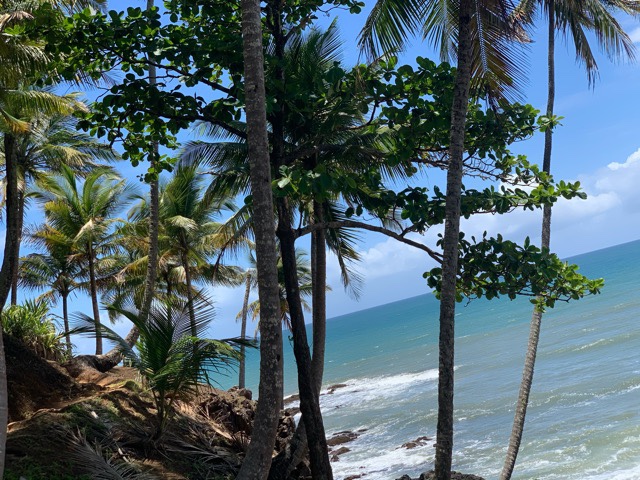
[0,135,19,311]
[10,191,24,306]
[239,270,252,389]
[87,245,103,355]
[181,249,197,336]
[500,4,555,479]
[62,292,72,355]
[235,0,284,477]
[0,134,18,480]
[311,201,327,391]
[277,198,333,480]
[434,1,474,479]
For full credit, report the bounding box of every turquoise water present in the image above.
[226,239,640,480]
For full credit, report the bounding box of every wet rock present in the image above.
[396,471,485,480]
[326,383,348,394]
[327,430,359,447]
[401,435,431,449]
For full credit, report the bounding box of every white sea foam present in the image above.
[585,464,640,480]
[318,369,440,412]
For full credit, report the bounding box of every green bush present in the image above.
[1,299,67,361]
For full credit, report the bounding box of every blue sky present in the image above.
[5,2,640,351]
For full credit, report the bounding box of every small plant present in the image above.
[1,299,67,361]
[75,294,251,436]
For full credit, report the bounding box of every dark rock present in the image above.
[326,383,348,394]
[401,436,431,449]
[327,430,359,447]
[332,446,350,456]
[283,393,300,405]
[345,476,364,480]
[415,471,485,480]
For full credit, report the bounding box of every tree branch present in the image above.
[295,220,443,263]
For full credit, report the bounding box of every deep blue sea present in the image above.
[223,239,640,480]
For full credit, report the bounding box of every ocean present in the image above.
[225,239,640,480]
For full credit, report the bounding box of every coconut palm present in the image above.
[19,234,80,354]
[236,0,284,475]
[75,294,244,435]
[101,191,245,324]
[33,166,135,355]
[500,2,640,478]
[238,249,320,334]
[358,2,527,478]
[1,110,118,305]
[236,267,256,389]
[154,159,242,335]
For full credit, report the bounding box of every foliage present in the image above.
[0,299,67,361]
[74,295,249,433]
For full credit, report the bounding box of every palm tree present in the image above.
[500,2,640,478]
[1,110,117,305]
[241,250,315,332]
[33,166,135,355]
[237,267,256,389]
[19,236,80,354]
[75,294,243,435]
[155,159,241,334]
[235,0,285,477]
[358,2,525,478]
[101,186,245,323]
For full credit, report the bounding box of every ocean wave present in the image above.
[584,464,640,480]
[319,369,440,410]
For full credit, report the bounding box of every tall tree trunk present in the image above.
[87,245,103,355]
[0,134,19,480]
[239,270,252,389]
[0,135,19,310]
[104,0,158,364]
[140,0,159,325]
[10,191,24,306]
[434,1,474,479]
[62,291,72,355]
[500,4,555,479]
[311,201,327,390]
[235,0,284,477]
[277,198,333,480]
[181,249,197,336]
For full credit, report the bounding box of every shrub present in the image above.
[1,299,67,361]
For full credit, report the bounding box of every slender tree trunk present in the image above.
[434,2,474,479]
[311,201,327,390]
[277,198,333,480]
[0,325,7,480]
[10,191,24,306]
[139,0,159,324]
[239,270,252,389]
[0,135,19,311]
[181,249,197,336]
[104,0,158,360]
[235,0,284,477]
[500,5,555,479]
[0,134,19,480]
[267,201,328,480]
[87,245,103,355]
[63,292,72,355]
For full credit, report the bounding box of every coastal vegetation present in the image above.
[2,0,633,479]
